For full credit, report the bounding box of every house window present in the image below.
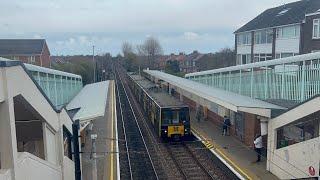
[276,112,319,149]
[313,19,320,39]
[275,53,298,59]
[237,33,251,45]
[237,54,251,65]
[254,54,272,62]
[28,56,36,64]
[254,29,273,44]
[277,25,300,39]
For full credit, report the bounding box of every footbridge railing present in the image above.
[186,52,320,102]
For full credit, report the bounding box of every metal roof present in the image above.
[235,0,320,33]
[145,70,286,117]
[25,63,82,79]
[0,39,46,55]
[0,57,81,79]
[66,81,109,121]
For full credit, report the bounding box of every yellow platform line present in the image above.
[192,127,253,180]
[110,81,115,180]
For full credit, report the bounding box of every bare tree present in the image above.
[122,41,134,57]
[138,37,163,68]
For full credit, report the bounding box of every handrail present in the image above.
[186,52,320,77]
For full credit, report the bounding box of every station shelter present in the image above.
[144,70,286,150]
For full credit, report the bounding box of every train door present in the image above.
[235,112,245,141]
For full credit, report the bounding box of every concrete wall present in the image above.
[267,96,320,179]
[16,152,61,180]
[0,65,76,180]
[62,156,75,180]
[268,137,319,179]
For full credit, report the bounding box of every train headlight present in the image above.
[184,129,188,132]
[164,130,167,133]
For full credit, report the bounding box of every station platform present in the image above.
[190,111,278,180]
[67,81,118,180]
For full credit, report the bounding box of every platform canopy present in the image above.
[66,81,109,122]
[145,70,286,118]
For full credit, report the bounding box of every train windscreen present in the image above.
[161,107,189,125]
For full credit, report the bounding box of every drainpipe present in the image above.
[72,120,82,180]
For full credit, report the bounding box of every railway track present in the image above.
[114,64,239,180]
[166,142,215,180]
[115,68,159,180]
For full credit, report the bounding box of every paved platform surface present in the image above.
[190,111,278,180]
[81,81,117,180]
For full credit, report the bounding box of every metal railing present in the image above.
[25,64,83,109]
[185,52,320,102]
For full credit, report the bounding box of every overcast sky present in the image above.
[0,0,298,55]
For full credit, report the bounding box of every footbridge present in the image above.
[186,52,320,102]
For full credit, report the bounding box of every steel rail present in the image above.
[116,68,159,180]
[115,77,133,180]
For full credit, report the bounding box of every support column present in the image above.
[0,70,19,179]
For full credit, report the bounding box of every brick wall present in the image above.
[243,113,260,147]
[40,43,51,67]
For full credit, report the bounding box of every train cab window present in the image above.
[179,108,189,124]
[162,110,172,125]
[172,111,180,124]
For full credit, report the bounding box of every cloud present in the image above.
[0,0,299,55]
[183,32,200,40]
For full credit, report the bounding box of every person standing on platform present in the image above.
[254,134,263,162]
[222,116,230,136]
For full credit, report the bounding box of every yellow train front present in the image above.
[127,72,191,140]
[160,107,191,139]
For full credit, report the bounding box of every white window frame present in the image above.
[237,33,251,46]
[313,19,320,39]
[28,56,36,64]
[254,53,272,62]
[254,29,273,44]
[277,25,300,39]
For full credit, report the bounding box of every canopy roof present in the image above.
[66,81,109,121]
[145,70,286,118]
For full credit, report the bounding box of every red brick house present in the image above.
[0,39,51,67]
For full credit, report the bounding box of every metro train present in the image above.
[127,72,191,139]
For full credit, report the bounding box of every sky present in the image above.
[0,0,298,56]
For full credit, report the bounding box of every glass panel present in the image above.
[261,30,267,44]
[282,26,295,38]
[313,24,319,38]
[267,30,273,43]
[172,111,179,124]
[162,110,172,124]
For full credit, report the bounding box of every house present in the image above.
[0,39,51,67]
[235,0,320,65]
[180,51,203,73]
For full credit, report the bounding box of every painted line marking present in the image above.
[192,127,252,180]
[110,81,115,180]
